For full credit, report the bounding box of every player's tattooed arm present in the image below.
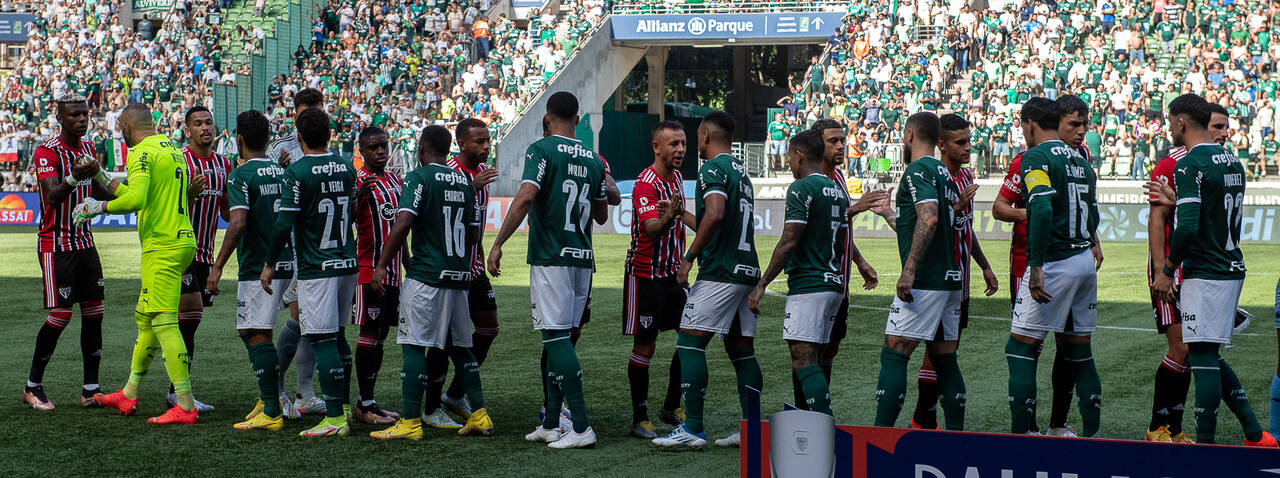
[208,208,249,296]
[748,222,803,314]
[488,182,538,277]
[896,201,937,303]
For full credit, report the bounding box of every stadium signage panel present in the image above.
[0,192,228,228]
[610,12,845,41]
[132,0,174,12]
[0,13,34,42]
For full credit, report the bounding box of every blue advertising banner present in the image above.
[0,13,34,42]
[0,192,228,229]
[610,12,845,41]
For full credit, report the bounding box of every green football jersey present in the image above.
[1020,140,1098,266]
[1170,143,1246,280]
[400,163,479,289]
[894,156,961,291]
[226,158,294,282]
[110,134,196,253]
[520,135,607,269]
[784,174,850,295]
[280,153,357,280]
[693,153,760,285]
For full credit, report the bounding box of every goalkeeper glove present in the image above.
[72,198,107,226]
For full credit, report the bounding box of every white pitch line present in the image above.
[763,289,1268,337]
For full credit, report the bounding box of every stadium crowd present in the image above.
[775,0,1280,181]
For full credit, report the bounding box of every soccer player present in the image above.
[206,110,292,431]
[909,114,999,430]
[871,112,967,431]
[653,111,762,450]
[1143,106,1231,443]
[75,103,200,424]
[24,94,113,410]
[748,130,849,417]
[489,91,608,449]
[790,118,887,411]
[1151,94,1275,446]
[350,126,403,425]
[261,107,357,437]
[268,88,326,416]
[624,120,695,439]
[171,105,231,413]
[442,118,501,420]
[369,125,493,440]
[992,94,1098,437]
[1006,97,1102,438]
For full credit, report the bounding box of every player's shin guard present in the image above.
[1006,338,1039,434]
[797,364,832,415]
[1218,358,1264,442]
[400,345,427,420]
[1188,343,1223,443]
[28,308,71,385]
[336,327,353,405]
[728,347,763,419]
[449,347,484,410]
[912,363,940,429]
[81,301,104,387]
[676,332,711,434]
[932,353,966,431]
[1049,348,1075,429]
[124,313,159,399]
[873,348,909,427]
[627,350,652,424]
[152,313,193,410]
[1270,375,1280,434]
[308,333,346,418]
[663,350,681,412]
[354,327,385,404]
[241,334,282,417]
[1063,342,1101,437]
[544,330,589,433]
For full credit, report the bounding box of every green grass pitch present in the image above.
[2,226,1280,475]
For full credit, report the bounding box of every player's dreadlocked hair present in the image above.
[295,108,331,151]
[235,110,271,151]
[1168,93,1211,129]
[546,91,579,121]
[1020,97,1060,131]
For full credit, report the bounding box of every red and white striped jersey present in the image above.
[183,147,233,264]
[447,156,490,277]
[828,169,853,293]
[356,167,405,286]
[1147,146,1187,287]
[35,137,97,253]
[626,167,685,279]
[950,167,975,296]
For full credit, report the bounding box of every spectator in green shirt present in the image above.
[767,112,789,170]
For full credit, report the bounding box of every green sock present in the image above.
[450,347,484,410]
[152,313,193,410]
[874,347,909,427]
[543,330,589,432]
[124,312,160,400]
[401,345,427,420]
[1188,343,1222,444]
[1063,342,1102,437]
[676,332,711,434]
[797,364,832,415]
[242,336,282,418]
[336,327,353,406]
[930,352,966,431]
[1005,338,1039,434]
[308,333,346,418]
[727,347,763,419]
[1219,357,1263,442]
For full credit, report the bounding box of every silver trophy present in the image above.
[769,409,836,478]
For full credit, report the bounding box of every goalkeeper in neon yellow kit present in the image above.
[73,104,202,424]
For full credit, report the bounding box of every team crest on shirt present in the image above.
[379,203,396,221]
[182,274,193,285]
[639,314,653,329]
[58,287,71,298]
[368,308,381,321]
